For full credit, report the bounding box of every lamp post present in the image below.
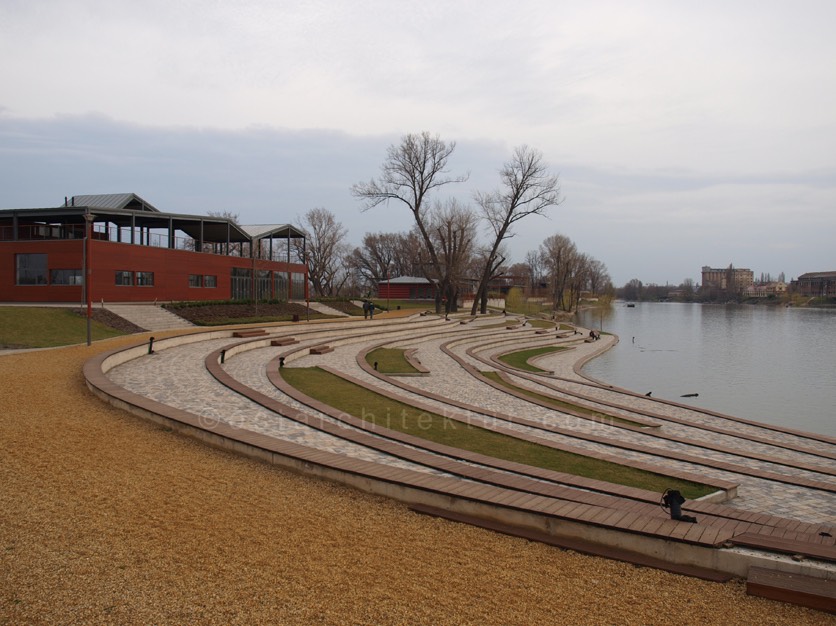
[386,265,391,314]
[83,211,95,346]
[305,251,310,322]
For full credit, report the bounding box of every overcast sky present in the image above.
[1,0,834,285]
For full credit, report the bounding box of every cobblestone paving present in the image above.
[301,326,836,523]
[105,319,836,525]
[106,338,445,475]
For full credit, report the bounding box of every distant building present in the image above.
[794,271,836,297]
[377,276,435,300]
[701,265,754,293]
[744,282,787,298]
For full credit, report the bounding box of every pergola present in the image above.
[0,193,306,259]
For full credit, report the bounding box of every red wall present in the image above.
[0,239,307,303]
[377,282,435,300]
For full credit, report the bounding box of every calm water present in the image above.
[577,302,836,437]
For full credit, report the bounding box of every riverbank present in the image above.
[0,332,829,624]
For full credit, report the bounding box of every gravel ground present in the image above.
[1,335,832,625]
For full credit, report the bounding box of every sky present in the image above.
[1,0,835,286]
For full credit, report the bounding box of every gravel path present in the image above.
[1,332,832,625]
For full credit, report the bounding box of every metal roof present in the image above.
[66,193,160,212]
[1,194,306,246]
[241,224,307,240]
[384,276,434,284]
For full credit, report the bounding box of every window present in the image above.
[115,271,133,286]
[189,274,202,288]
[50,269,83,285]
[16,254,48,285]
[203,275,217,288]
[136,272,154,287]
[273,273,288,302]
[231,267,252,300]
[291,272,306,300]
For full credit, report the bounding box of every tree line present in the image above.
[294,132,611,313]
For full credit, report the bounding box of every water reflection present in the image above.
[577,302,835,436]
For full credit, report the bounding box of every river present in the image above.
[576,302,835,437]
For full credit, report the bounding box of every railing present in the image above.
[1,224,299,263]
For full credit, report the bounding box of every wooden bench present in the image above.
[731,531,836,563]
[309,346,334,355]
[746,567,835,614]
[233,329,267,338]
[271,337,298,346]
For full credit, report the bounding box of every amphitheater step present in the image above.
[746,567,835,614]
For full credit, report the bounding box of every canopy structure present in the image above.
[0,193,306,258]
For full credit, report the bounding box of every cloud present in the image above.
[2,1,836,286]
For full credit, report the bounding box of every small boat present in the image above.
[626,303,635,308]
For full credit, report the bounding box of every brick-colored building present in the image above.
[0,193,308,303]
[701,265,754,293]
[377,276,435,300]
[794,271,836,297]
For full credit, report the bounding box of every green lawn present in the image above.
[281,367,713,499]
[497,346,569,372]
[0,307,128,348]
[527,319,555,329]
[366,348,420,374]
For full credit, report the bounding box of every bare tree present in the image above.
[525,249,546,292]
[294,207,350,297]
[347,231,424,290]
[352,131,468,313]
[540,233,578,311]
[425,199,477,313]
[586,258,611,296]
[470,146,561,314]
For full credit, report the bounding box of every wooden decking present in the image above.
[85,315,836,613]
[747,567,835,614]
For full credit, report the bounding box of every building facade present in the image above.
[1,193,308,304]
[377,276,435,300]
[794,271,836,297]
[701,265,754,293]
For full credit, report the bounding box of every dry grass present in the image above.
[0,336,831,625]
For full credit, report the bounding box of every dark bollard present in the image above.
[661,489,697,523]
[148,336,155,355]
[279,356,285,368]
[220,349,226,364]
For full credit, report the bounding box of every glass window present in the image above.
[115,271,133,286]
[203,275,217,288]
[16,253,48,285]
[291,272,306,300]
[273,273,288,302]
[136,272,154,286]
[189,274,202,288]
[50,269,83,285]
[231,267,252,300]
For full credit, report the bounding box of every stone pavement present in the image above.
[104,315,836,525]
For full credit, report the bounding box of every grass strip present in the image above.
[0,307,127,348]
[497,346,568,372]
[481,371,651,429]
[527,319,555,329]
[281,367,713,499]
[366,348,420,374]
